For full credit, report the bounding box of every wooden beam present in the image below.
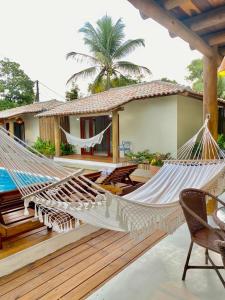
[8,120,14,138]
[163,0,188,10]
[204,30,225,46]
[184,6,225,33]
[219,46,225,56]
[53,116,61,157]
[128,0,214,57]
[203,52,218,140]
[112,110,119,164]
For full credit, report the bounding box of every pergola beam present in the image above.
[163,0,188,10]
[203,30,225,46]
[128,0,214,58]
[184,6,225,33]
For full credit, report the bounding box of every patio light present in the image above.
[16,117,24,124]
[218,56,225,77]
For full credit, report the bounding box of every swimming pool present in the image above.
[0,168,51,193]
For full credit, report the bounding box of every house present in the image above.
[0,99,66,145]
[36,81,225,164]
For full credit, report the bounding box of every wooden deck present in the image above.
[0,228,166,300]
[0,226,58,260]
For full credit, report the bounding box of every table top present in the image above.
[214,206,225,231]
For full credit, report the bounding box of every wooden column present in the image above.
[112,110,119,163]
[54,116,61,157]
[8,120,14,138]
[203,53,218,139]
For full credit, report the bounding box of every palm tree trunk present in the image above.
[106,72,111,90]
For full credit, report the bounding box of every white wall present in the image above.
[22,114,39,145]
[119,96,178,155]
[177,95,203,148]
[69,115,81,154]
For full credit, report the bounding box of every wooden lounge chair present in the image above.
[179,188,225,287]
[85,164,138,184]
[0,189,42,249]
[84,164,140,194]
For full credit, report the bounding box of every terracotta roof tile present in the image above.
[36,81,205,117]
[0,99,63,119]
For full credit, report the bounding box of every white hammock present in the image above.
[60,123,111,148]
[0,118,225,237]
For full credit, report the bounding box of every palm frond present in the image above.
[113,39,145,60]
[114,61,151,76]
[66,52,98,65]
[66,66,99,84]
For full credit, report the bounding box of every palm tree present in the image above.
[66,15,151,91]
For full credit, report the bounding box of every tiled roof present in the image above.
[0,99,63,119]
[36,81,206,117]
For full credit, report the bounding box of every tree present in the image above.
[88,75,143,94]
[160,77,177,84]
[65,83,80,101]
[186,58,225,98]
[67,15,151,92]
[0,58,34,106]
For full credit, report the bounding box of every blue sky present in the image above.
[0,0,202,101]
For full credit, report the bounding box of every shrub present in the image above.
[218,134,225,150]
[125,150,170,166]
[60,143,76,155]
[33,138,55,157]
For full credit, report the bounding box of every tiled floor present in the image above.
[88,224,225,300]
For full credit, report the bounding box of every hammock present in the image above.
[0,118,225,237]
[60,123,111,148]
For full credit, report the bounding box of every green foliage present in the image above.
[125,150,170,166]
[186,58,225,98]
[33,138,55,157]
[60,143,76,155]
[218,134,225,150]
[33,138,76,157]
[88,75,143,94]
[65,83,80,101]
[160,77,177,84]
[0,58,34,106]
[67,15,151,93]
[0,99,17,111]
[150,153,170,167]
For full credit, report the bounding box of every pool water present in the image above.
[0,168,50,193]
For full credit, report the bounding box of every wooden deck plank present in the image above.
[0,229,107,286]
[0,230,116,298]
[0,229,165,300]
[19,232,128,300]
[0,228,57,259]
[63,231,166,300]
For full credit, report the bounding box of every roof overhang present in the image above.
[128,0,225,63]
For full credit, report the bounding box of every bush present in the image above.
[33,138,55,157]
[218,134,225,149]
[33,138,76,157]
[125,150,154,164]
[60,143,76,155]
[125,150,170,166]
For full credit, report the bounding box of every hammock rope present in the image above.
[0,118,225,236]
[60,122,111,148]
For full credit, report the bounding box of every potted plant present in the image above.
[150,153,170,175]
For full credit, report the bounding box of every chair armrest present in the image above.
[204,191,225,207]
[180,200,224,240]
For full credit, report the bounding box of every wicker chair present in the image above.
[179,188,225,287]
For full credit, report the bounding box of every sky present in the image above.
[0,0,202,101]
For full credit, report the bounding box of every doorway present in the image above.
[14,122,25,141]
[80,116,111,156]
